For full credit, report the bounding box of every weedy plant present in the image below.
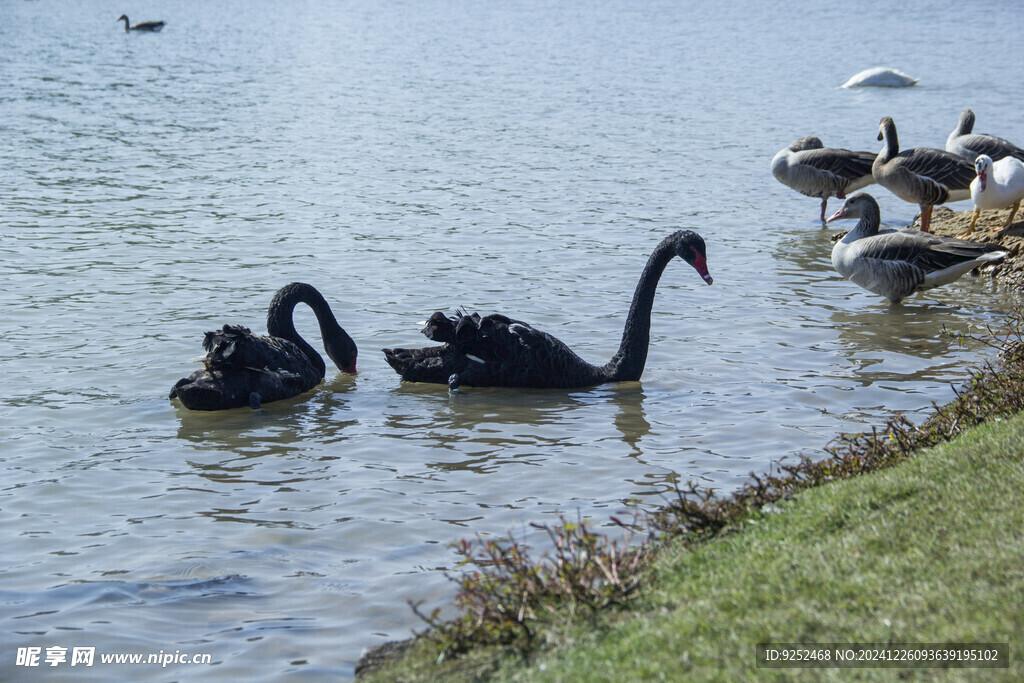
[410,512,650,661]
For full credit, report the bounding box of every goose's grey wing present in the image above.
[957,134,1024,162]
[902,148,976,190]
[882,149,975,205]
[860,230,999,274]
[800,147,876,182]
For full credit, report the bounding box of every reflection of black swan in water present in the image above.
[170,283,357,411]
[117,15,165,32]
[383,230,713,389]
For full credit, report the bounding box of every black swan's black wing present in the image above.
[170,325,321,410]
[381,344,467,385]
[199,325,315,375]
[383,312,601,388]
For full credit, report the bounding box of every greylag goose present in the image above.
[841,67,917,88]
[771,136,876,221]
[957,154,1024,238]
[382,230,712,389]
[170,283,357,411]
[826,193,1006,303]
[117,15,165,32]
[873,116,975,233]
[945,108,1024,163]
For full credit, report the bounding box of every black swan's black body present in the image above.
[383,230,712,389]
[170,283,357,411]
[117,15,165,32]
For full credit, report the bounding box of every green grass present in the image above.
[364,412,1024,681]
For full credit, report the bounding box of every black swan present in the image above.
[117,15,165,32]
[382,230,713,389]
[170,283,357,411]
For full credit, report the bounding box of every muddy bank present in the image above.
[913,205,1024,288]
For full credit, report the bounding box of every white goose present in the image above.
[945,109,1024,163]
[827,193,1006,303]
[957,154,1024,239]
[873,116,975,233]
[771,136,876,222]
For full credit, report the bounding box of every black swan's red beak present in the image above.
[691,252,713,285]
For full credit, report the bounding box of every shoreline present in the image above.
[355,206,1024,680]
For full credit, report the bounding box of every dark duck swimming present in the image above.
[117,15,165,32]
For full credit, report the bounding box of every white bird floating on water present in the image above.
[826,193,1006,304]
[957,154,1024,239]
[841,67,918,88]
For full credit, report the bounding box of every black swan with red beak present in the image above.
[383,230,712,389]
[170,283,357,410]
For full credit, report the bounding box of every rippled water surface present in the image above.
[3,0,1023,678]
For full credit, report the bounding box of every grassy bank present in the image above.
[488,411,1024,680]
[362,410,1024,681]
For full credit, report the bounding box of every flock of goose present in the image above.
[774,109,1024,304]
[772,109,1024,232]
[169,106,1023,412]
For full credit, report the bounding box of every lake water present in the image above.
[2,0,1023,679]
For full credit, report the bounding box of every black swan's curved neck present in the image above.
[600,234,687,382]
[266,282,357,377]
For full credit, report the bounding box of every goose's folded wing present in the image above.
[958,134,1024,162]
[860,231,998,273]
[801,147,875,180]
[902,148,975,189]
